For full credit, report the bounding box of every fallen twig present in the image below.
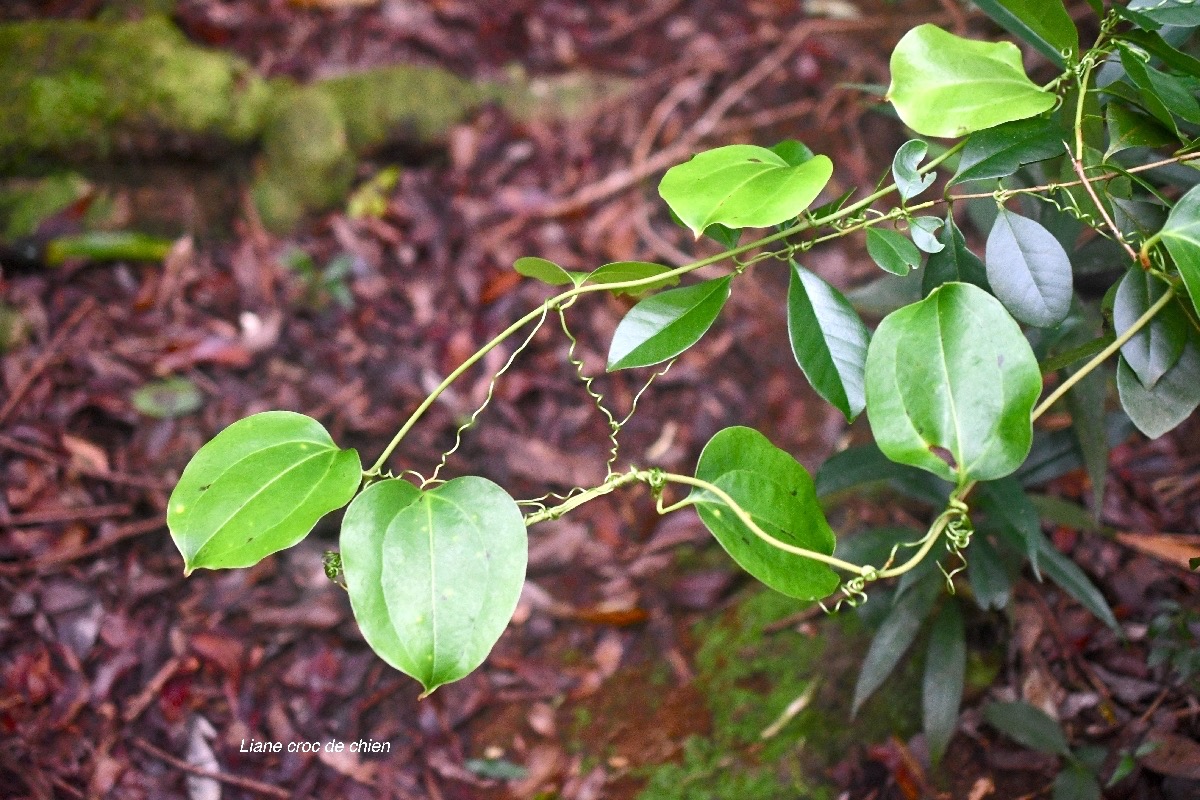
[0,297,97,427]
[129,737,292,800]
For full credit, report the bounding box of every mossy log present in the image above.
[0,17,628,230]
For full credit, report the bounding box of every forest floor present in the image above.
[2,1,1200,799]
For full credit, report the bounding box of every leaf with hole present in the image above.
[585,261,679,296]
[1158,182,1200,320]
[690,427,840,600]
[658,144,833,237]
[892,140,936,200]
[168,411,362,574]
[910,216,945,254]
[340,476,527,696]
[950,118,1066,185]
[867,227,921,276]
[787,261,870,421]
[923,214,989,295]
[887,25,1057,138]
[972,0,1077,67]
[607,276,731,370]
[986,209,1073,328]
[923,600,965,764]
[864,283,1042,483]
[1114,268,1188,388]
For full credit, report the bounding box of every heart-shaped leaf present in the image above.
[787,261,870,421]
[690,426,840,600]
[658,144,833,237]
[585,261,679,296]
[950,118,1066,185]
[1158,183,1200,320]
[887,24,1057,138]
[1114,267,1188,388]
[607,276,730,370]
[168,411,361,574]
[893,139,936,200]
[864,283,1042,483]
[867,227,922,276]
[972,0,1077,67]
[340,477,527,696]
[986,209,1073,328]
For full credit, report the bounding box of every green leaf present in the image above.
[1114,268,1188,388]
[853,573,940,715]
[866,227,921,276]
[1105,104,1175,158]
[787,262,870,421]
[514,257,580,287]
[910,216,945,254]
[770,139,816,166]
[1158,183,1200,320]
[691,427,840,600]
[864,283,1042,483]
[923,601,966,764]
[1117,345,1200,439]
[702,222,741,250]
[1036,536,1119,631]
[341,476,528,696]
[1053,762,1102,800]
[1127,0,1200,29]
[585,261,680,296]
[44,231,174,265]
[978,477,1045,579]
[984,701,1071,757]
[1119,45,1200,133]
[972,0,1078,68]
[950,118,1067,186]
[986,209,1073,328]
[923,214,990,295]
[815,443,950,507]
[658,144,833,237]
[607,277,731,370]
[893,140,936,200]
[1118,30,1200,79]
[168,411,362,574]
[132,377,203,419]
[967,534,1012,611]
[886,24,1057,138]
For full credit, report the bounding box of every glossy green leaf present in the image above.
[923,214,989,295]
[967,534,1012,611]
[984,701,1071,757]
[132,377,203,418]
[893,140,936,200]
[1119,45,1200,133]
[864,283,1042,483]
[950,118,1066,185]
[341,476,528,696]
[787,261,870,420]
[815,443,951,507]
[1114,268,1188,388]
[1119,29,1200,79]
[1054,763,1102,800]
[1105,104,1174,158]
[887,25,1057,138]
[866,227,921,276]
[972,0,1077,67]
[910,216,945,254]
[514,257,579,287]
[853,573,940,715]
[701,222,741,250]
[770,139,816,166]
[1036,535,1119,630]
[1127,0,1200,26]
[986,209,1073,328]
[1117,344,1200,439]
[585,261,679,296]
[607,277,731,370]
[168,411,362,574]
[1158,183,1200,320]
[658,144,833,237]
[923,601,966,764]
[690,427,840,600]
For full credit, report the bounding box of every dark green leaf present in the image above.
[168,411,362,574]
[810,187,858,221]
[867,227,921,276]
[923,601,966,764]
[910,216,945,253]
[864,283,1042,483]
[887,25,1057,138]
[691,427,840,600]
[1118,29,1200,79]
[132,377,203,419]
[815,443,951,506]
[1113,3,1165,30]
[1053,762,1102,800]
[972,0,1077,67]
[585,261,679,296]
[787,261,869,420]
[1119,45,1200,133]
[658,144,833,237]
[1105,104,1175,158]
[1158,182,1200,320]
[702,222,742,250]
[924,214,989,295]
[607,277,731,370]
[1050,304,1110,517]
[984,701,1071,757]
[770,139,816,166]
[893,139,936,200]
[967,534,1012,611]
[514,257,578,286]
[342,477,528,695]
[1127,0,1200,27]
[1114,268,1188,388]
[853,573,940,714]
[951,118,1067,185]
[986,209,1073,328]
[978,477,1045,579]
[1117,344,1200,438]
[1036,536,1119,630]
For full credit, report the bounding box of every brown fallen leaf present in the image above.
[1141,730,1200,779]
[1115,532,1200,572]
[61,433,109,474]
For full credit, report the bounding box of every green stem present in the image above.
[875,483,973,580]
[522,469,643,526]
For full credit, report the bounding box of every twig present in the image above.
[124,656,194,723]
[630,74,709,169]
[587,0,682,47]
[0,297,97,427]
[0,516,165,576]
[1,503,132,527]
[0,433,168,490]
[1069,153,1138,261]
[129,737,292,800]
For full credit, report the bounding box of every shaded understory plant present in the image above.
[167,0,1200,772]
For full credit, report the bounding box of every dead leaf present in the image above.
[1141,731,1200,779]
[1116,532,1200,572]
[61,434,109,473]
[318,746,378,785]
[185,716,221,800]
